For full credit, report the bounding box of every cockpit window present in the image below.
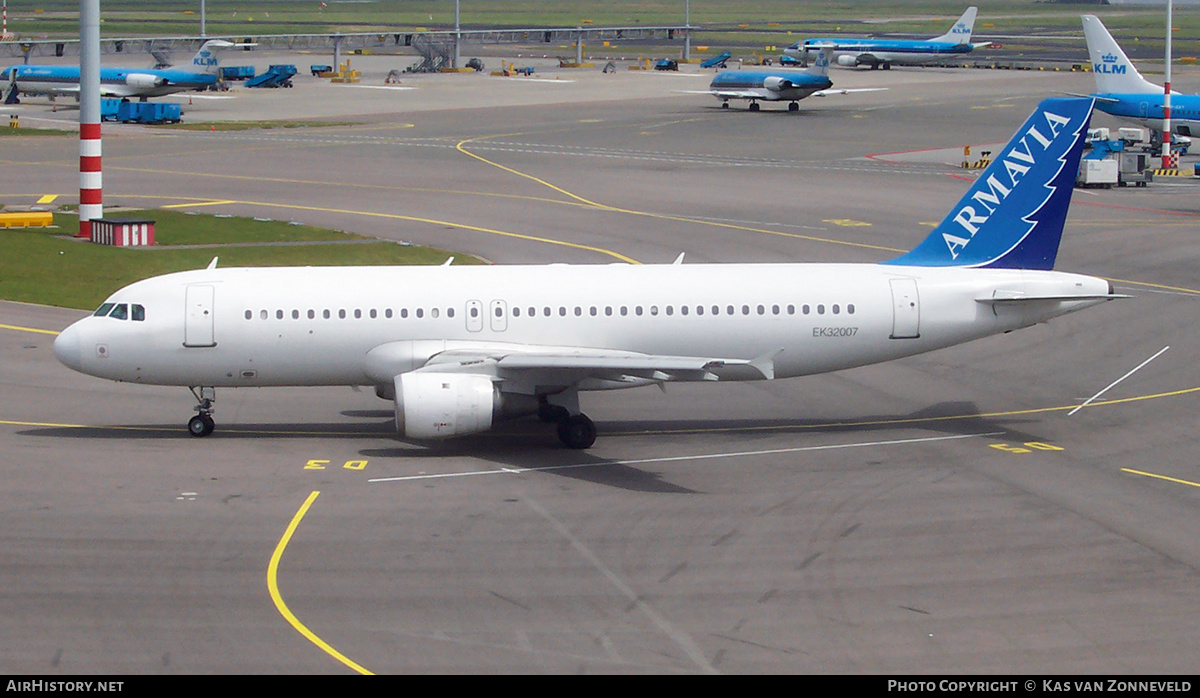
[131,304,145,321]
[108,303,128,320]
[93,303,115,317]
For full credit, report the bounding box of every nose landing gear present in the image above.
[188,386,216,437]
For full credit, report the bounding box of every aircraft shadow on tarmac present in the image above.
[20,401,1049,494]
[358,400,1050,493]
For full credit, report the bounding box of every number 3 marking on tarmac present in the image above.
[305,459,369,470]
[990,442,1064,455]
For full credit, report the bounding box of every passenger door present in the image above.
[183,284,216,347]
[889,278,920,339]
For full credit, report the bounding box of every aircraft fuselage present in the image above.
[54,263,1111,390]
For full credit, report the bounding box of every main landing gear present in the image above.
[538,397,597,450]
[188,386,216,437]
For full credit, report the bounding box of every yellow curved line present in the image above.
[268,490,374,675]
[0,323,60,336]
[454,134,903,254]
[456,134,616,211]
[223,198,640,264]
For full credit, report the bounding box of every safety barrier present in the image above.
[0,211,53,228]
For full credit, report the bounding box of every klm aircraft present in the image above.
[784,7,988,70]
[1083,14,1200,138]
[702,48,884,111]
[3,39,234,104]
[54,98,1121,448]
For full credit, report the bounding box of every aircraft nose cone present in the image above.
[53,322,82,372]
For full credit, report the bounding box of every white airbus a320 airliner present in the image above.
[55,97,1119,449]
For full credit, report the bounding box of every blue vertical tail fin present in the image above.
[885,97,1094,270]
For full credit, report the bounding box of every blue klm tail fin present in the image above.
[885,97,1094,270]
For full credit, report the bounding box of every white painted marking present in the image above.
[341,84,417,91]
[368,431,1004,484]
[1070,345,1170,416]
[495,77,576,84]
[522,493,718,674]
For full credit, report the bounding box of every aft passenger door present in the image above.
[183,284,216,348]
[889,278,920,339]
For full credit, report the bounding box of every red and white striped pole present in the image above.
[77,0,101,239]
[1162,0,1175,169]
[78,123,102,239]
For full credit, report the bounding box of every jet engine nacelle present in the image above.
[394,372,498,439]
[125,73,166,89]
[837,55,860,67]
[762,76,794,91]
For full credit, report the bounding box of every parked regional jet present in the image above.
[785,7,988,70]
[3,39,235,104]
[1082,14,1200,138]
[701,48,883,111]
[54,98,1119,449]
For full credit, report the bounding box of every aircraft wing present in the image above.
[415,343,780,387]
[21,81,137,99]
[707,88,771,100]
[22,81,81,95]
[99,85,141,98]
[811,87,888,97]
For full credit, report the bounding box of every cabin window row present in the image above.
[507,303,856,318]
[243,303,855,321]
[244,307,457,321]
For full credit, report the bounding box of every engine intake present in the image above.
[394,372,498,439]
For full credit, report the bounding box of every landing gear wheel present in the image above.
[188,414,215,437]
[788,102,799,112]
[557,414,597,450]
[188,386,216,437]
[748,102,760,112]
[538,402,571,423]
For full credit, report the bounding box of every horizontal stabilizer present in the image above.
[813,87,887,97]
[976,293,1130,304]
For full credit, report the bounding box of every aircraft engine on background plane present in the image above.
[125,73,166,89]
[762,76,797,91]
[837,55,863,67]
